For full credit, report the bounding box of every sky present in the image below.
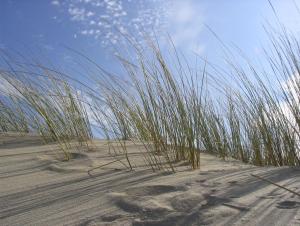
[1,0,300,81]
[1,0,300,138]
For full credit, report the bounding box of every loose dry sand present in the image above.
[0,134,299,226]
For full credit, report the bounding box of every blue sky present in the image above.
[1,0,300,79]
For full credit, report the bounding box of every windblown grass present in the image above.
[0,63,92,160]
[1,22,300,169]
[89,43,207,171]
[90,28,300,171]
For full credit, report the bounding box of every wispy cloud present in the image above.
[166,0,205,54]
[51,0,60,6]
[51,0,205,53]
[52,0,172,47]
[68,7,86,21]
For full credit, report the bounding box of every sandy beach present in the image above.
[0,134,299,226]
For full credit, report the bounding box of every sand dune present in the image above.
[0,134,299,226]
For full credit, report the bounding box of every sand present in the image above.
[0,134,299,226]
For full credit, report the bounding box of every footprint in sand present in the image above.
[101,214,125,222]
[196,179,207,183]
[125,185,187,196]
[228,180,238,185]
[39,152,93,173]
[170,192,205,212]
[109,185,187,214]
[276,200,300,209]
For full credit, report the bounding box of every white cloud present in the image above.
[277,73,300,129]
[51,0,60,6]
[81,30,88,35]
[86,11,94,17]
[68,7,86,21]
[281,73,300,104]
[166,0,205,54]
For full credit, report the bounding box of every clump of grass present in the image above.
[224,28,300,166]
[90,26,300,171]
[89,42,212,171]
[0,63,92,160]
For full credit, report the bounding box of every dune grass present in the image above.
[1,23,300,169]
[89,28,300,171]
[0,64,92,160]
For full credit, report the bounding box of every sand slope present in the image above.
[0,134,299,226]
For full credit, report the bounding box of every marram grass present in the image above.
[0,65,92,160]
[1,25,300,170]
